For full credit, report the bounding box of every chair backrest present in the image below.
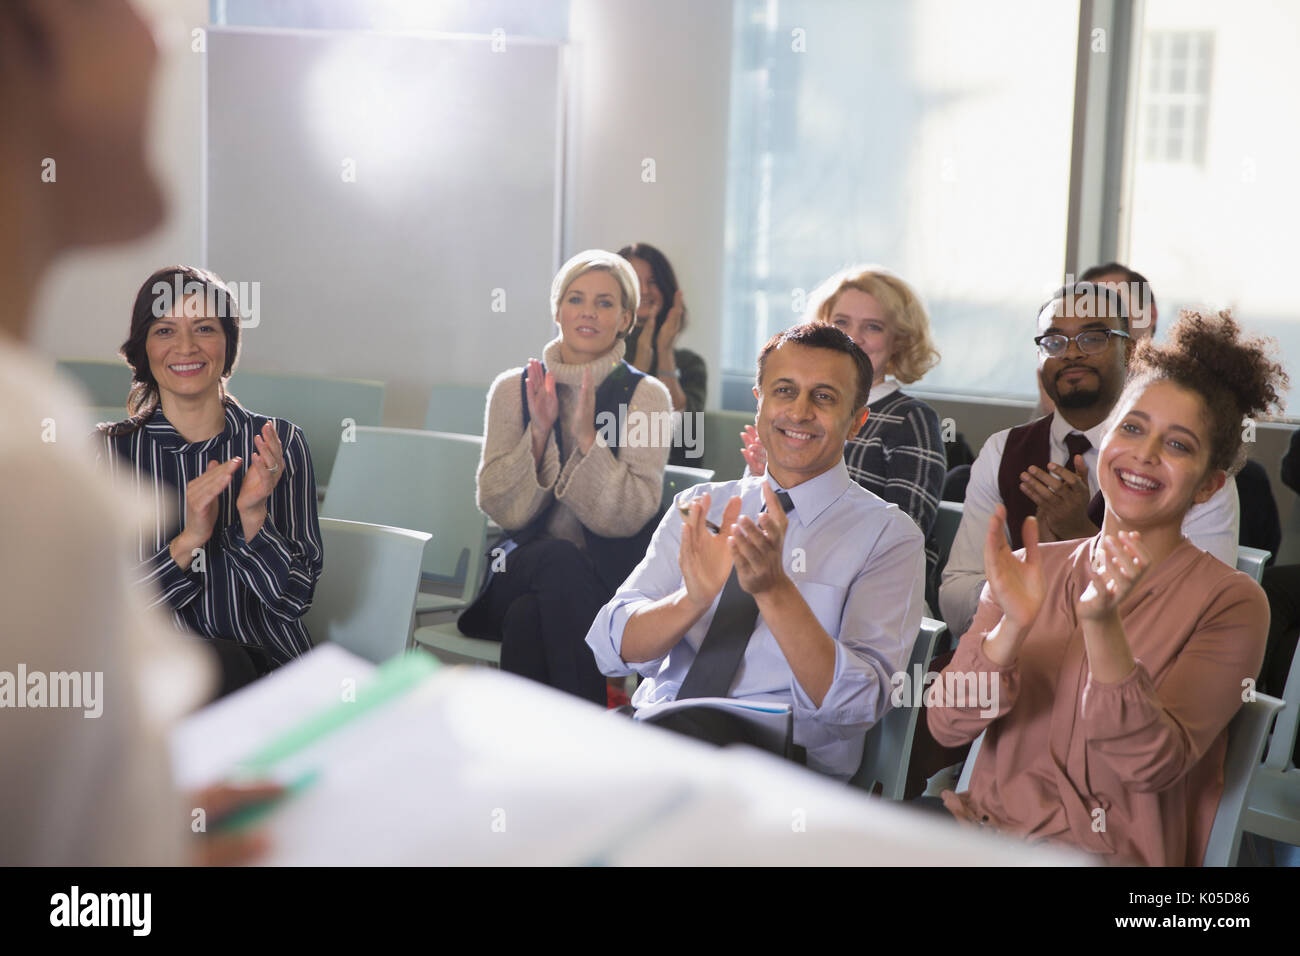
[57,359,134,407]
[322,427,488,604]
[306,518,431,664]
[661,464,716,512]
[699,410,754,482]
[851,617,948,799]
[1203,693,1284,866]
[225,371,384,488]
[85,406,129,427]
[1235,546,1270,584]
[425,383,489,436]
[933,501,964,576]
[1263,628,1300,770]
[955,695,1285,866]
[955,728,984,794]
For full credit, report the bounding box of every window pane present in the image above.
[212,0,570,38]
[1143,104,1162,160]
[1127,1,1300,412]
[721,0,1079,400]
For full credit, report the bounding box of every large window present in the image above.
[1140,31,1213,166]
[1124,0,1300,412]
[720,0,1079,406]
[212,0,570,38]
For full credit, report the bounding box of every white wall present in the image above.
[565,0,734,409]
[204,28,564,428]
[32,0,207,363]
[37,0,738,417]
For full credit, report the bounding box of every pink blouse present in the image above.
[927,536,1268,866]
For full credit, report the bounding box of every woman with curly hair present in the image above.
[927,310,1287,866]
[741,266,946,581]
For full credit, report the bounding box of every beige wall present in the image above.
[565,0,733,409]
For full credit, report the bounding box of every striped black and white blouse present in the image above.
[97,398,323,666]
[843,384,946,578]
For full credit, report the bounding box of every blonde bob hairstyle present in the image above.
[805,265,940,384]
[549,249,640,339]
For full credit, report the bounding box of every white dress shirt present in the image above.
[585,458,926,778]
[1,338,211,864]
[939,412,1240,638]
[867,379,901,404]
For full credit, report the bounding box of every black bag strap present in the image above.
[518,360,645,458]
[509,360,648,542]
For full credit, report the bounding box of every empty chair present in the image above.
[305,518,431,664]
[699,410,754,482]
[955,694,1286,866]
[225,370,384,488]
[955,727,983,794]
[415,463,713,669]
[1203,694,1286,865]
[852,617,947,799]
[413,618,502,667]
[932,501,964,577]
[1236,546,1271,584]
[1239,633,1300,855]
[660,463,715,511]
[928,500,965,624]
[84,406,129,427]
[425,383,489,436]
[321,427,488,616]
[56,358,134,406]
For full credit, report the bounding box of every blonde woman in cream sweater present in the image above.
[460,250,671,703]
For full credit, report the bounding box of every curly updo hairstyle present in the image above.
[1120,309,1288,476]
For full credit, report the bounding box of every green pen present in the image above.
[208,769,321,835]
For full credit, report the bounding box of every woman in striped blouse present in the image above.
[97,266,323,671]
[742,266,946,591]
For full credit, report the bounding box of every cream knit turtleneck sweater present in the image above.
[476,336,672,550]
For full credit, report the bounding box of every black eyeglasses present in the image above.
[1034,329,1130,357]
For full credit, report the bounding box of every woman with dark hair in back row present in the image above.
[618,242,708,467]
[97,265,323,682]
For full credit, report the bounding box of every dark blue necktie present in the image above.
[676,489,795,700]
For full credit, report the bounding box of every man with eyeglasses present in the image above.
[939,282,1239,638]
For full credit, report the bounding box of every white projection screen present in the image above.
[205,27,564,425]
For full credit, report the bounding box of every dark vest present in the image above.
[997,413,1105,548]
[997,414,1055,550]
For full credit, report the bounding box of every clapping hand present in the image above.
[1077,531,1150,621]
[574,367,597,454]
[235,421,285,516]
[525,358,559,437]
[731,482,789,596]
[1020,456,1096,541]
[525,358,559,462]
[656,290,685,352]
[983,505,1046,631]
[739,424,767,475]
[172,458,241,569]
[679,492,742,610]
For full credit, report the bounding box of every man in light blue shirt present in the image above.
[585,323,926,778]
